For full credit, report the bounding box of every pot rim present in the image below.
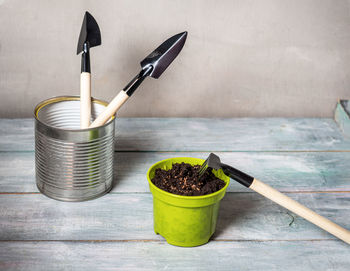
[147,157,230,200]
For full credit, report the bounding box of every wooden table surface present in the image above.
[0,117,350,270]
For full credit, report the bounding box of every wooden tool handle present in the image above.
[89,90,129,128]
[80,72,91,128]
[250,178,350,244]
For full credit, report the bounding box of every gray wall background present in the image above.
[1,0,350,118]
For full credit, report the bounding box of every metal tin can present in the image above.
[34,96,115,201]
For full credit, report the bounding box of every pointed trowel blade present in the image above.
[140,31,187,78]
[77,11,102,54]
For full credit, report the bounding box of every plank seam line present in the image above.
[1,150,350,153]
[0,239,339,243]
[1,191,350,195]
[117,150,350,153]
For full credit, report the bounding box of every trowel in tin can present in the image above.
[77,11,101,128]
[90,31,187,128]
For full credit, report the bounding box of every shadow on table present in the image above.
[111,152,151,191]
[212,193,260,239]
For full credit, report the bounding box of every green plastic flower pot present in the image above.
[147,157,230,247]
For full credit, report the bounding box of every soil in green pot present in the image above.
[151,162,225,196]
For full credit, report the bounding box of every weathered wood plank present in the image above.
[0,119,34,151]
[1,118,350,151]
[0,240,348,271]
[0,193,349,241]
[2,151,350,193]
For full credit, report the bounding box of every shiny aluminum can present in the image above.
[34,96,115,201]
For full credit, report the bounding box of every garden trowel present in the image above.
[90,31,187,128]
[77,11,101,128]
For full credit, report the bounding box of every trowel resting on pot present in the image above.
[199,153,350,244]
[89,31,187,128]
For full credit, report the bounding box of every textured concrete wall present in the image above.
[0,0,350,118]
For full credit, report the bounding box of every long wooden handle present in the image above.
[80,72,91,128]
[250,178,350,244]
[89,90,129,128]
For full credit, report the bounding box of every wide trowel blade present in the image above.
[77,11,101,54]
[140,31,187,78]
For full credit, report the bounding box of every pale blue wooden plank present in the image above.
[1,118,350,151]
[0,240,348,271]
[0,152,35,192]
[1,151,350,193]
[0,193,349,241]
[0,119,34,151]
[115,118,350,151]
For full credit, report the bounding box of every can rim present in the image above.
[34,96,115,132]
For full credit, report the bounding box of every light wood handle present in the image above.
[80,72,91,128]
[250,178,350,244]
[89,90,129,128]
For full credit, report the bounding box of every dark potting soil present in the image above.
[151,162,226,196]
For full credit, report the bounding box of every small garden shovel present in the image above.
[199,153,350,244]
[89,31,187,128]
[77,11,101,128]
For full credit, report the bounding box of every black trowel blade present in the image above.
[77,11,101,54]
[140,31,187,79]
